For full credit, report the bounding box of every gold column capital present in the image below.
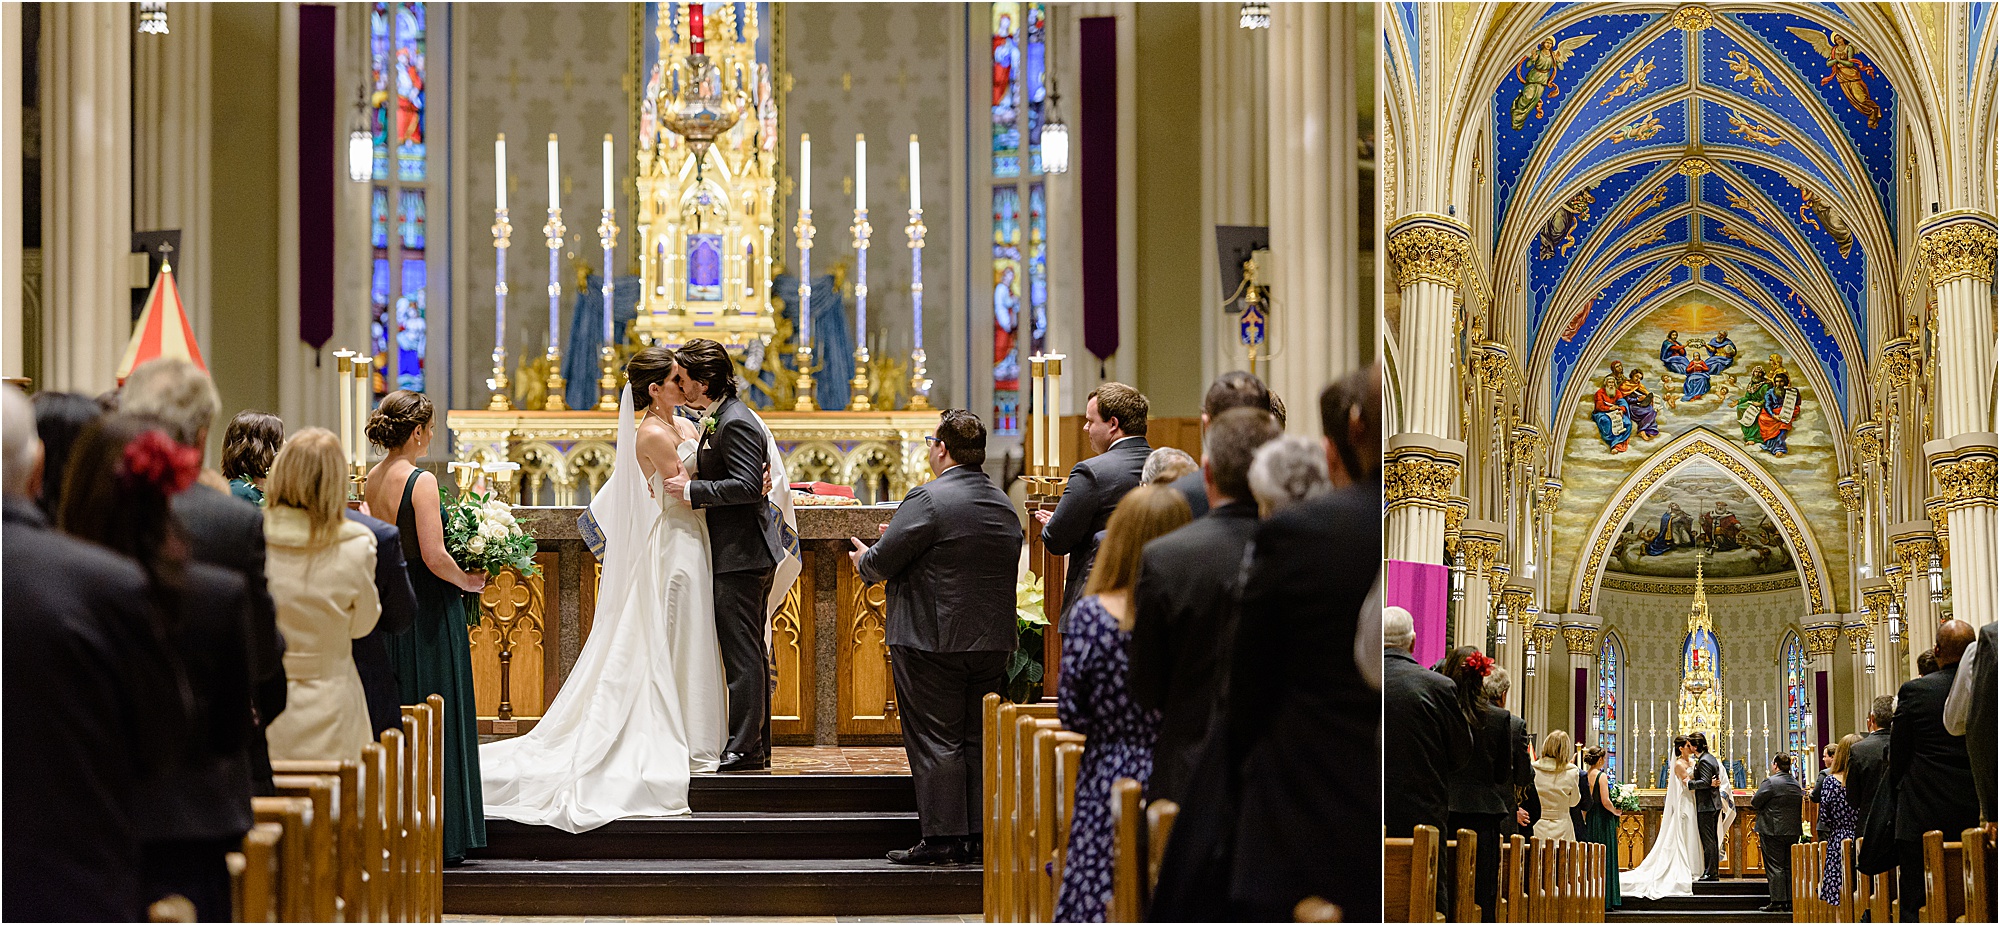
[1925,434,1999,509]
[1386,213,1474,289]
[1385,435,1466,512]
[1836,474,1863,513]
[1802,621,1842,658]
[1562,623,1601,655]
[1917,211,1998,285]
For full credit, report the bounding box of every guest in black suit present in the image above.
[61,413,259,922]
[2,389,191,922]
[1689,731,1726,880]
[347,509,420,735]
[855,410,1024,866]
[30,390,103,518]
[665,340,789,771]
[1129,407,1280,804]
[1752,754,1804,912]
[1890,619,1980,921]
[1846,695,1894,831]
[1447,654,1529,923]
[123,358,288,795]
[1384,609,1473,837]
[1170,372,1276,519]
[1945,619,1996,823]
[1034,382,1151,619]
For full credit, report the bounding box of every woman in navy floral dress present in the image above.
[1055,485,1192,922]
[1811,735,1863,906]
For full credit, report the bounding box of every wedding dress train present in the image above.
[1620,758,1736,899]
[478,387,728,833]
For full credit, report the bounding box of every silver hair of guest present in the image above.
[1383,606,1416,651]
[1248,435,1330,514]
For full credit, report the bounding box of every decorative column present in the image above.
[1802,619,1841,754]
[1385,212,1472,563]
[1917,212,1997,629]
[1455,519,1505,650]
[1263,1,1359,424]
[41,2,133,391]
[1498,583,1535,698]
[1,1,22,378]
[1887,524,1942,670]
[1197,2,1267,387]
[1860,580,1899,694]
[135,4,214,355]
[1564,621,1602,748]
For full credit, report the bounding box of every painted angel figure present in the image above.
[1510,33,1597,129]
[1793,179,1855,258]
[1786,27,1882,128]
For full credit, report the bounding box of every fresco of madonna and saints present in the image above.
[1547,292,1849,605]
[1607,461,1796,578]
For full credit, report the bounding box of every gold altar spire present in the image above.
[1678,548,1723,741]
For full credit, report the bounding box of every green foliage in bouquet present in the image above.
[1006,573,1050,703]
[1610,781,1644,814]
[443,488,541,582]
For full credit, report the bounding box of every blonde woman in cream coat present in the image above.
[1532,730,1583,841]
[262,428,382,761]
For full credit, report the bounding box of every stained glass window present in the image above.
[1596,632,1624,780]
[992,186,1022,435]
[1783,632,1810,764]
[367,2,435,398]
[1025,3,1047,175]
[1028,183,1048,356]
[991,2,1021,179]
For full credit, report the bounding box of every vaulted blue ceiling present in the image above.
[1496,7,1896,428]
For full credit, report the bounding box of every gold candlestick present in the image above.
[793,203,818,412]
[596,202,620,412]
[542,193,568,411]
[848,203,873,410]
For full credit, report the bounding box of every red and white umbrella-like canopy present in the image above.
[117,260,206,383]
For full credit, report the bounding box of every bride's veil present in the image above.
[579,385,649,613]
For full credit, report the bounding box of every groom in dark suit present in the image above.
[1687,731,1725,881]
[665,339,787,772]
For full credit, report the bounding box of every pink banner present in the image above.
[1387,559,1449,668]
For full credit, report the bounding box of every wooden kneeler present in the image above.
[1919,830,1965,923]
[233,821,284,922]
[1963,825,1996,924]
[268,774,340,922]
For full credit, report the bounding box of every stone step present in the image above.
[443,857,982,917]
[475,812,923,860]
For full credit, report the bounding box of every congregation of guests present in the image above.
[3,357,486,921]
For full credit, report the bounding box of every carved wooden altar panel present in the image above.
[771,564,816,740]
[835,562,900,737]
[472,551,561,734]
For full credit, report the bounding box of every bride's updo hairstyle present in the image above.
[366,390,434,450]
[626,346,676,411]
[1673,734,1692,755]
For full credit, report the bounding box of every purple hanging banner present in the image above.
[1079,16,1118,361]
[298,5,337,349]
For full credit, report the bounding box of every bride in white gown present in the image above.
[1621,736,1735,899]
[479,353,796,833]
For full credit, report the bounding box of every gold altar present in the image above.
[448,408,939,506]
[474,505,907,746]
[1613,789,1815,876]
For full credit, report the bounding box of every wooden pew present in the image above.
[1010,713,1061,921]
[1145,799,1178,900]
[378,727,409,922]
[271,759,366,919]
[1963,825,1995,925]
[1448,828,1480,920]
[359,740,391,922]
[1384,824,1440,923]
[249,796,318,922]
[1109,779,1146,923]
[233,821,284,922]
[1051,735,1087,913]
[983,699,1055,923]
[1918,830,1965,923]
[402,698,442,922]
[268,774,339,922]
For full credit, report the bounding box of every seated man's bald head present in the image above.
[1936,619,1975,667]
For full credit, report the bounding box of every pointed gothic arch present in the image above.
[1567,427,1833,615]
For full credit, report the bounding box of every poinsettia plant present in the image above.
[1007,574,1050,703]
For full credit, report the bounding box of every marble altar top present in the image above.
[514,504,899,542]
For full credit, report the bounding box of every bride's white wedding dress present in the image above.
[1620,756,1736,899]
[478,387,727,832]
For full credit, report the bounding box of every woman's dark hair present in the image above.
[1438,646,1488,728]
[1772,753,1793,774]
[1673,734,1692,753]
[32,391,105,518]
[627,346,677,411]
[365,390,435,450]
[221,410,286,481]
[674,338,739,403]
[936,409,988,468]
[1583,745,1608,768]
[58,413,200,618]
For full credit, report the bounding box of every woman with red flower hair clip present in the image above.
[57,413,259,921]
[1440,647,1531,922]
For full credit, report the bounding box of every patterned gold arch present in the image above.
[1569,427,1831,614]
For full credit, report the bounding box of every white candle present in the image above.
[909,135,920,211]
[602,133,613,208]
[336,352,353,463]
[855,134,866,210]
[548,134,559,206]
[354,362,369,470]
[799,134,811,212]
[495,134,507,211]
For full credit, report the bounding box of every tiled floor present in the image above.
[443,916,981,923]
[746,746,910,775]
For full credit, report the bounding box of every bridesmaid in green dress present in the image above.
[363,391,489,863]
[1580,745,1624,910]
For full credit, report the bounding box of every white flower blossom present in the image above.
[468,535,487,555]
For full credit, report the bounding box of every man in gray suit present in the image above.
[854,410,1024,866]
[1751,754,1804,913]
[1033,382,1150,621]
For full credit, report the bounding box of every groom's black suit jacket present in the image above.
[688,395,784,574]
[1689,751,1726,814]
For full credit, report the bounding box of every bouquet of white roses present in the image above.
[443,488,540,581]
[1610,781,1644,814]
